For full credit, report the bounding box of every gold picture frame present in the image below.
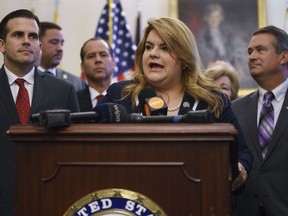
[169,0,267,97]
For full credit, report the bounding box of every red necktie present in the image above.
[96,94,104,104]
[15,79,30,124]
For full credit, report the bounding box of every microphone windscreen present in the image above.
[138,87,157,113]
[138,87,167,116]
[144,96,167,116]
[95,103,128,123]
[36,109,71,128]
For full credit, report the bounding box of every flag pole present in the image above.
[29,0,36,13]
[95,0,136,81]
[135,0,142,45]
[53,0,60,23]
[285,0,288,31]
[108,0,113,45]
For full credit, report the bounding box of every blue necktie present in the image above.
[258,92,274,158]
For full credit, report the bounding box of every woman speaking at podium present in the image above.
[99,17,252,192]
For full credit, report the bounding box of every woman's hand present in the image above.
[232,162,248,191]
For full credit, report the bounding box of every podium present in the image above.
[9,123,236,215]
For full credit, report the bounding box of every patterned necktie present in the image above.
[15,79,30,124]
[258,92,275,158]
[96,94,104,104]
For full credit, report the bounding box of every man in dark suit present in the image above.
[232,25,288,215]
[38,21,86,91]
[0,9,79,215]
[77,37,115,111]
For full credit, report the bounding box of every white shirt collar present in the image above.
[89,86,107,100]
[258,78,288,104]
[5,66,35,85]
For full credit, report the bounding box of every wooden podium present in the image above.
[8,123,236,216]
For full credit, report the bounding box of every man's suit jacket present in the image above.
[0,66,80,215]
[232,90,288,216]
[56,68,86,92]
[101,81,253,174]
[77,84,93,112]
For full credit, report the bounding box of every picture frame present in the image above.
[169,0,267,96]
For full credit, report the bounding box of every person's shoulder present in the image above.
[56,68,83,81]
[57,68,86,89]
[76,84,89,96]
[105,80,132,102]
[36,69,73,87]
[108,80,132,90]
[231,91,258,115]
[232,91,258,106]
[211,90,231,107]
[113,80,131,86]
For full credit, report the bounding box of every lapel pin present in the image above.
[183,102,190,107]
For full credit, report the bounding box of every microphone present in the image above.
[128,109,213,123]
[138,87,167,116]
[91,103,127,123]
[31,109,71,128]
[31,103,128,128]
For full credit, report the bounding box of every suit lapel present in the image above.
[56,68,66,79]
[244,92,264,160]
[78,86,93,111]
[0,67,20,123]
[179,93,198,114]
[30,69,45,114]
[265,89,288,159]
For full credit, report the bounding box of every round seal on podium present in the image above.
[63,188,167,216]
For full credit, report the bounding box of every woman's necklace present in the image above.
[168,99,182,112]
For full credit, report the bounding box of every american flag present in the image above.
[95,0,137,81]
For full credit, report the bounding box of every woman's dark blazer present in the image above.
[101,80,253,175]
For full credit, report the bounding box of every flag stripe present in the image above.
[95,0,136,80]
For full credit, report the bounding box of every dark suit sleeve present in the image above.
[99,81,135,114]
[67,84,80,112]
[101,82,123,104]
[218,95,253,174]
[31,70,80,114]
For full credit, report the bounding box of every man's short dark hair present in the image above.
[80,37,113,61]
[0,9,40,40]
[39,22,62,40]
[253,25,288,54]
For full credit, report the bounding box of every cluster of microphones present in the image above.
[31,87,213,128]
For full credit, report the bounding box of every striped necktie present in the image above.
[258,92,275,158]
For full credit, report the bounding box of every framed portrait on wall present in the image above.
[169,0,267,94]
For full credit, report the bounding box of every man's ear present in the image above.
[0,39,5,53]
[280,51,288,65]
[80,62,84,72]
[112,58,116,68]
